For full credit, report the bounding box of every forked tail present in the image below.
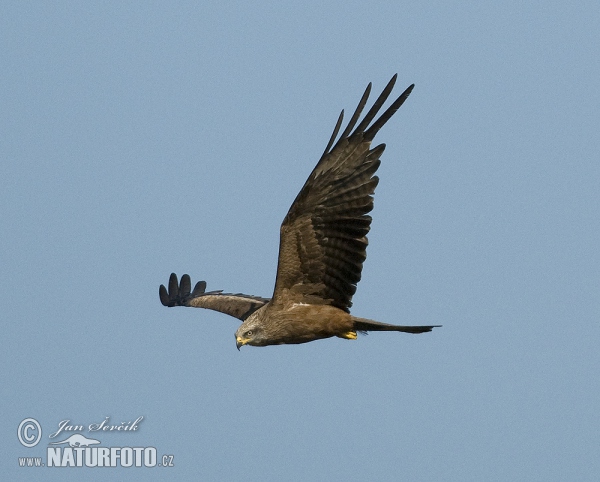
[352,316,441,334]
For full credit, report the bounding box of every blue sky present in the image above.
[2,2,599,481]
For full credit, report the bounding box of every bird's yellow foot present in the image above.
[340,331,357,340]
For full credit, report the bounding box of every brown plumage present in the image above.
[159,75,441,348]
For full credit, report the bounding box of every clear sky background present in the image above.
[2,2,599,481]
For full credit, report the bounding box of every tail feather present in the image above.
[352,316,441,334]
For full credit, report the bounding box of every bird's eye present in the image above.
[246,330,253,336]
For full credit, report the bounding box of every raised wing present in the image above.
[159,273,270,321]
[273,75,414,311]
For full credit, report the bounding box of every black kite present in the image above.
[160,75,441,348]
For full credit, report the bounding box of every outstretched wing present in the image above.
[159,273,270,321]
[273,75,414,312]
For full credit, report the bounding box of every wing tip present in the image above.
[160,272,208,307]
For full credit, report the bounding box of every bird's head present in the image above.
[235,321,266,350]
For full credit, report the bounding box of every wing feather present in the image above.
[272,76,415,311]
[159,273,269,321]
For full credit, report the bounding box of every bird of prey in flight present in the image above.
[160,75,441,349]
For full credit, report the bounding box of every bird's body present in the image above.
[237,302,356,347]
[160,75,441,348]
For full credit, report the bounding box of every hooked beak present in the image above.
[236,336,247,351]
